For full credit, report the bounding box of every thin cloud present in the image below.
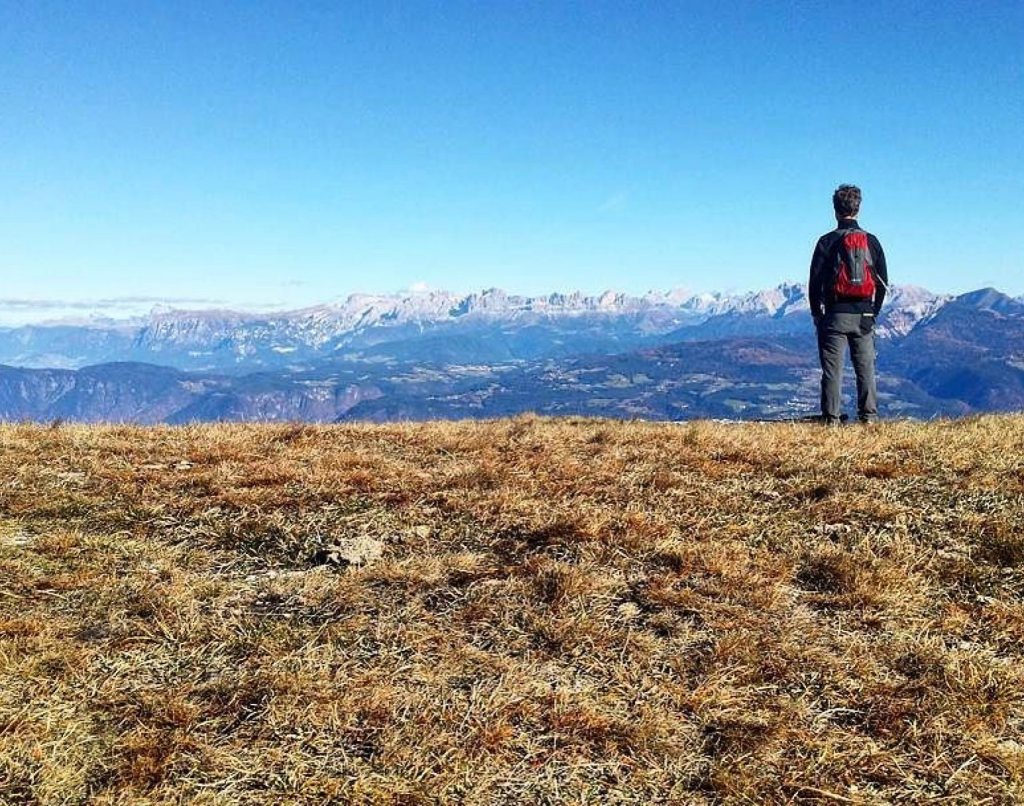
[597,191,630,213]
[0,296,225,311]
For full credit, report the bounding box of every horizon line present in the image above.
[0,281,1012,329]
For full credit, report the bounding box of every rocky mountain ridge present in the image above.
[0,286,1020,424]
[0,283,960,371]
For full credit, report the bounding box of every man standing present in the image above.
[808,184,889,424]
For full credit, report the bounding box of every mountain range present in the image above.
[0,283,953,371]
[0,283,1021,423]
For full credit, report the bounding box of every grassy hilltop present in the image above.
[1,416,1022,804]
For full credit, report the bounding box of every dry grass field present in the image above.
[1,415,1023,804]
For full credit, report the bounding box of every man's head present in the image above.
[832,184,862,219]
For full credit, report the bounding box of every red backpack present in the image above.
[833,229,876,300]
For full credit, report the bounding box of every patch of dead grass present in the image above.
[1,415,1023,802]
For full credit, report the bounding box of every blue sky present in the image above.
[1,1,1022,321]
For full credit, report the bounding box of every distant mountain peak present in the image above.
[953,288,1024,315]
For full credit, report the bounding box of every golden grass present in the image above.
[1,415,1022,804]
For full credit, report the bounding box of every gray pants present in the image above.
[817,311,877,422]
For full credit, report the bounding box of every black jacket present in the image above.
[808,218,888,322]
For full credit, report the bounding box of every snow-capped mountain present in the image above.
[874,285,952,338]
[0,286,1019,423]
[0,283,987,371]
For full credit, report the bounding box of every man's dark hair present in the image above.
[833,184,862,218]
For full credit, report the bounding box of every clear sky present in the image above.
[1,1,1022,322]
